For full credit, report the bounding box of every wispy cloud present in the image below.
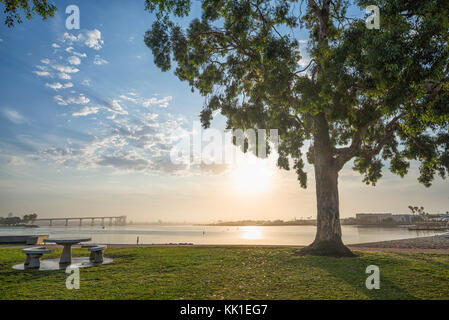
[33,113,188,174]
[53,95,68,105]
[45,82,73,90]
[22,28,193,176]
[67,55,81,66]
[63,29,104,50]
[1,108,27,124]
[73,51,87,58]
[58,72,71,80]
[67,94,90,105]
[84,29,104,50]
[72,106,99,117]
[53,94,90,105]
[0,154,26,166]
[142,96,172,108]
[119,94,138,103]
[96,155,151,171]
[93,55,108,65]
[107,100,128,115]
[117,92,173,108]
[51,64,79,74]
[33,70,51,77]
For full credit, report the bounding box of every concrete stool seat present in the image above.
[22,247,53,269]
[81,244,99,248]
[82,244,106,263]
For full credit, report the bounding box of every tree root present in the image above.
[295,240,358,257]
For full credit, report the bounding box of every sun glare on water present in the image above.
[241,226,263,240]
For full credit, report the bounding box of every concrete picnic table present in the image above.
[44,237,91,266]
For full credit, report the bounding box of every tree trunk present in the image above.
[297,114,356,257]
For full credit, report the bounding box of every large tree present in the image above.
[144,0,449,256]
[1,0,56,27]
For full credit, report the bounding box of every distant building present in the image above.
[355,213,414,225]
[390,214,414,224]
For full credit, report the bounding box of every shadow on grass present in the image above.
[0,269,63,283]
[104,252,136,259]
[287,251,418,300]
[407,253,449,269]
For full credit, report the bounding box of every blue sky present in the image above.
[0,2,209,169]
[0,1,448,222]
[0,1,208,218]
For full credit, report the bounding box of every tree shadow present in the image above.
[286,251,418,300]
[2,268,63,277]
[405,252,449,270]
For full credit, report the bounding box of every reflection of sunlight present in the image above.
[241,226,263,240]
[231,156,273,194]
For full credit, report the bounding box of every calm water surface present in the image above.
[0,224,441,245]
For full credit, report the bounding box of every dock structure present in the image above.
[408,221,449,231]
[35,216,127,227]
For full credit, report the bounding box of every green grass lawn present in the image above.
[0,247,448,299]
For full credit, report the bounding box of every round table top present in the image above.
[44,237,91,244]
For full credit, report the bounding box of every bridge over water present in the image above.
[35,216,127,226]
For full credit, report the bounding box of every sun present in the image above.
[231,156,273,194]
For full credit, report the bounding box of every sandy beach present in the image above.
[348,234,449,253]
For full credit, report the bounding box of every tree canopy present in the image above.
[144,0,449,189]
[1,0,57,27]
[0,213,37,225]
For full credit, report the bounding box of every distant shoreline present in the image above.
[0,225,38,228]
[195,221,409,227]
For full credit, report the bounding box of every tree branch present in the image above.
[334,114,403,170]
[250,1,282,38]
[295,58,316,74]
